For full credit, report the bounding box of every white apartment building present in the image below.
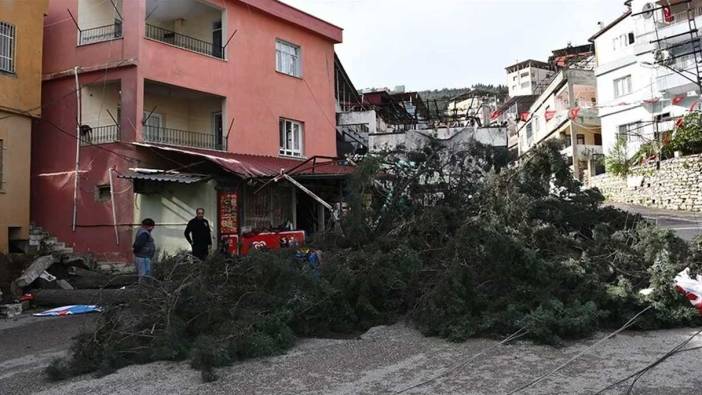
[506,60,556,97]
[516,68,602,181]
[594,0,702,159]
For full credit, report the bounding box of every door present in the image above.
[212,20,222,58]
[212,111,223,150]
[143,112,162,142]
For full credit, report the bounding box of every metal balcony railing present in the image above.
[79,23,123,45]
[143,125,223,150]
[80,124,120,145]
[145,24,223,58]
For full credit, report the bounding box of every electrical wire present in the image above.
[506,305,653,394]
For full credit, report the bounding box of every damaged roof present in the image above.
[134,143,355,179]
[119,168,210,184]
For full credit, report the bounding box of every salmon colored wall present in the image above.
[34,0,342,261]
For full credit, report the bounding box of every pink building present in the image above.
[33,0,351,262]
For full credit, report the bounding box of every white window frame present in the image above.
[0,21,16,74]
[275,39,302,78]
[613,75,632,98]
[279,118,304,157]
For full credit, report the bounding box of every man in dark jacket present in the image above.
[133,218,156,282]
[184,208,212,260]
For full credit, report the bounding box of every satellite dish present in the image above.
[642,2,655,19]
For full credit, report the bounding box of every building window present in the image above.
[618,122,641,142]
[96,184,111,202]
[613,32,635,50]
[576,134,585,145]
[276,40,301,77]
[594,134,602,145]
[532,115,540,132]
[613,75,632,97]
[525,123,533,145]
[0,21,16,73]
[279,118,303,157]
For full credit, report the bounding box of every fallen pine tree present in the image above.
[47,140,702,382]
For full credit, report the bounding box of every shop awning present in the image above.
[118,168,210,184]
[134,143,355,179]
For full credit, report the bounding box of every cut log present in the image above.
[14,255,56,288]
[32,289,136,306]
[67,266,137,289]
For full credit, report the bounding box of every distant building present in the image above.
[0,0,49,253]
[505,60,556,97]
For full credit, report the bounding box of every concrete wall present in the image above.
[588,154,702,212]
[133,179,217,259]
[0,0,48,117]
[81,81,121,128]
[0,114,32,252]
[77,0,122,29]
[143,89,222,133]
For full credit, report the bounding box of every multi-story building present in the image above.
[594,0,702,159]
[33,0,350,261]
[0,1,49,253]
[506,60,555,97]
[516,66,603,181]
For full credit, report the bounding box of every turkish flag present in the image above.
[490,110,502,120]
[663,6,673,23]
[519,112,530,122]
[643,97,660,104]
[545,110,556,121]
[568,107,581,120]
[672,95,685,105]
[689,99,699,112]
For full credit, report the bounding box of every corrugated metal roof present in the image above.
[133,143,355,179]
[119,168,209,184]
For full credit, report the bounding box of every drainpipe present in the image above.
[109,167,119,245]
[72,66,81,232]
[566,70,580,179]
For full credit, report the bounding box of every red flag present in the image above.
[663,6,673,23]
[675,118,685,128]
[490,110,502,120]
[672,95,686,105]
[544,110,556,121]
[568,107,581,120]
[519,112,530,122]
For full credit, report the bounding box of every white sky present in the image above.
[280,0,630,91]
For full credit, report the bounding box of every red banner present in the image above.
[544,110,556,121]
[240,231,305,256]
[568,107,581,120]
[672,95,686,105]
[217,191,239,236]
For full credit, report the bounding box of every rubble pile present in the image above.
[46,140,702,382]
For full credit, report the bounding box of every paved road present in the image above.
[607,203,702,242]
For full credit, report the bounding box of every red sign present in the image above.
[218,191,238,236]
[240,231,305,256]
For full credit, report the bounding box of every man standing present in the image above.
[133,218,156,282]
[184,208,212,260]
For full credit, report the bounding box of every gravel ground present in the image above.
[2,316,701,395]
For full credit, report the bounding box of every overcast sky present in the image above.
[280,0,629,91]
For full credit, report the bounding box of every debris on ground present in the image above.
[45,141,702,382]
[33,305,102,317]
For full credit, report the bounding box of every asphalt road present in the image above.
[607,203,702,242]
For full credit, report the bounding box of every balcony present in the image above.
[142,80,225,151]
[77,0,123,46]
[80,125,121,145]
[561,144,603,160]
[144,0,224,59]
[79,80,121,145]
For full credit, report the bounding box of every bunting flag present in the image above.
[568,107,581,120]
[519,112,530,122]
[544,110,557,121]
[672,95,686,105]
[663,6,674,23]
[490,110,502,120]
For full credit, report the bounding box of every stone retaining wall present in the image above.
[587,154,702,212]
